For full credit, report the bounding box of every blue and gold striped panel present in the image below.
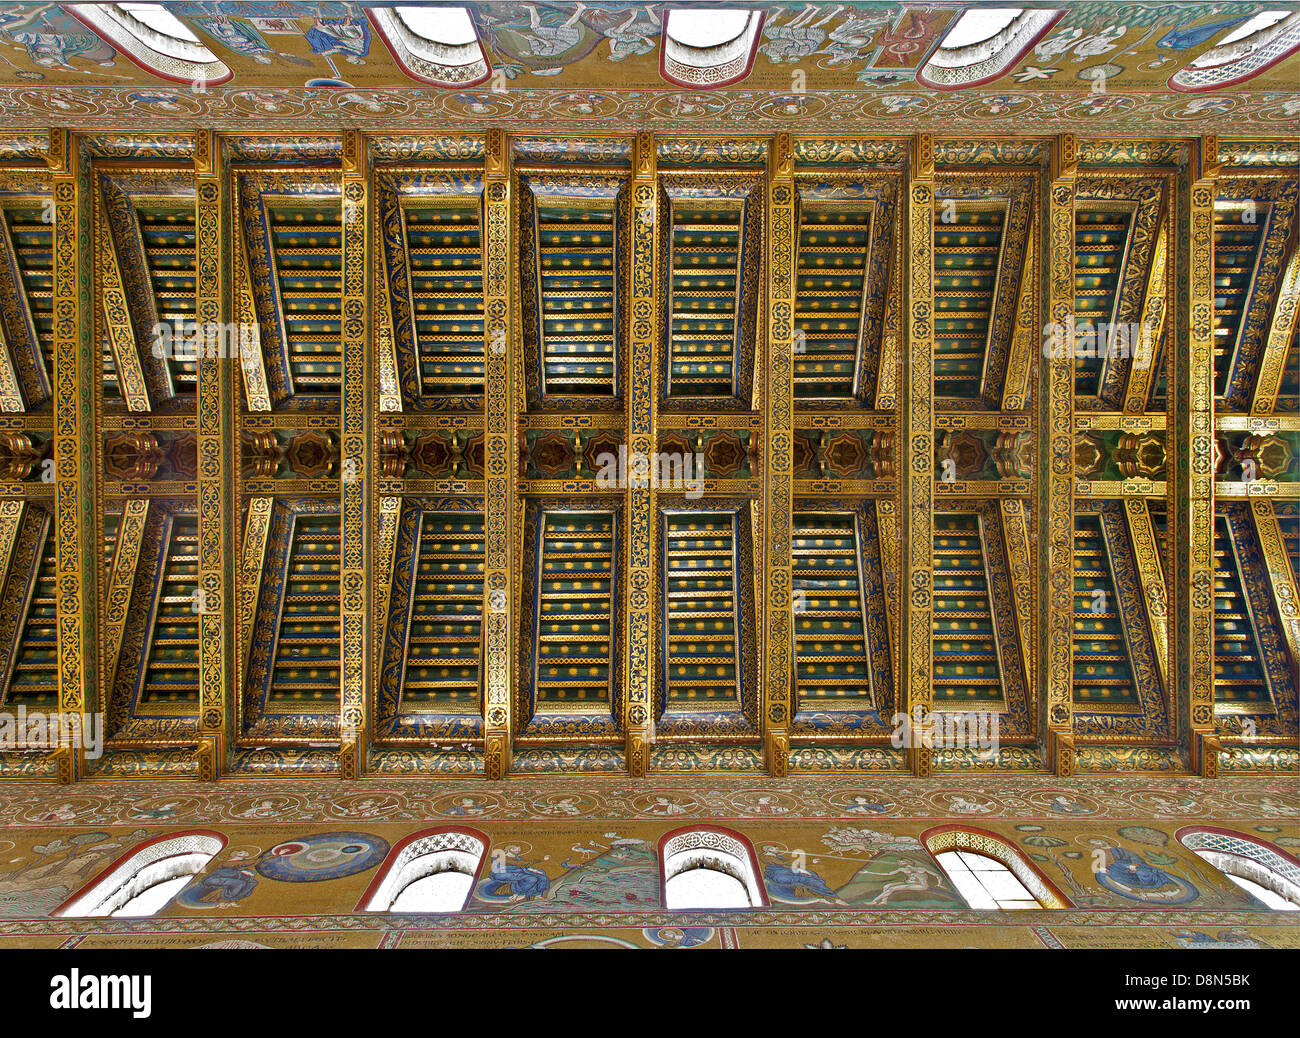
[934,206,1003,400]
[1277,503,1299,585]
[1213,203,1265,400]
[1152,343,1168,407]
[1150,503,1169,586]
[1074,207,1132,398]
[138,205,198,397]
[1213,514,1270,710]
[103,509,120,577]
[793,206,870,399]
[140,514,199,706]
[1072,514,1138,709]
[668,205,741,398]
[269,203,343,396]
[932,513,1002,705]
[405,202,484,397]
[403,511,484,709]
[792,512,871,704]
[1276,502,1299,690]
[534,511,614,708]
[663,513,739,706]
[1277,320,1298,414]
[7,512,57,707]
[2,204,53,390]
[537,203,616,396]
[269,513,340,705]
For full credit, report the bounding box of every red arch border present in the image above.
[366,10,493,90]
[919,823,1074,908]
[1174,824,1300,871]
[52,828,228,917]
[659,9,766,91]
[65,6,234,87]
[657,823,769,908]
[355,825,491,912]
[916,10,1064,92]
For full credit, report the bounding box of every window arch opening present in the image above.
[55,831,225,918]
[659,827,767,909]
[359,827,488,913]
[918,8,1061,89]
[936,8,1024,52]
[66,4,232,85]
[923,826,1070,909]
[666,9,754,49]
[1170,10,1300,89]
[934,850,1040,910]
[396,6,478,46]
[367,5,491,87]
[1177,827,1300,911]
[119,3,202,47]
[661,8,764,88]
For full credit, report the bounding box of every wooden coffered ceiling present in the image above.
[0,127,1295,786]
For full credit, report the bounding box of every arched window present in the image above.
[1177,826,1300,910]
[54,831,225,918]
[659,826,768,909]
[923,826,1070,909]
[918,8,1062,90]
[119,3,202,48]
[66,3,232,85]
[661,8,764,88]
[938,8,1024,50]
[367,6,491,88]
[358,827,488,913]
[1209,10,1293,49]
[1170,11,1300,91]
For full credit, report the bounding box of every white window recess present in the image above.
[57,833,224,918]
[67,4,232,85]
[367,6,491,88]
[918,8,1062,89]
[661,828,766,909]
[661,8,764,88]
[361,829,487,913]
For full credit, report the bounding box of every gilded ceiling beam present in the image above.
[1001,227,1037,413]
[1044,134,1076,775]
[0,320,20,414]
[1124,499,1170,688]
[1251,242,1300,416]
[194,131,233,781]
[1122,214,1168,414]
[1250,500,1300,674]
[763,133,795,778]
[93,190,148,412]
[624,132,658,778]
[903,134,934,777]
[100,499,148,724]
[51,130,96,783]
[482,129,514,780]
[1177,137,1219,777]
[340,130,370,779]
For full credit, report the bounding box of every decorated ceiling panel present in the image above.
[236,169,344,409]
[377,167,486,409]
[376,501,486,743]
[517,502,622,741]
[0,120,1297,784]
[0,502,58,709]
[0,185,54,410]
[519,170,628,408]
